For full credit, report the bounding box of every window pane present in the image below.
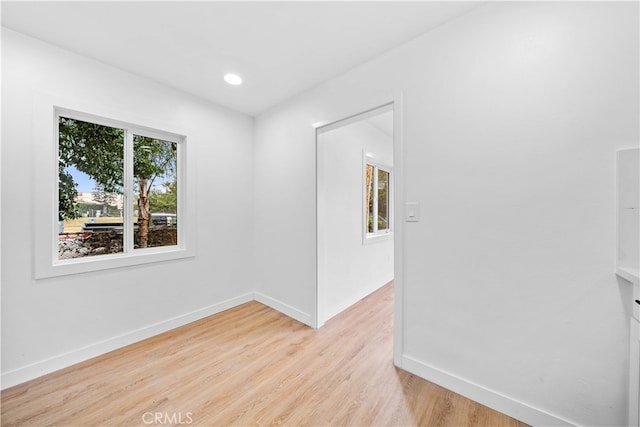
[366,164,374,233]
[377,169,389,231]
[58,116,124,260]
[133,136,178,249]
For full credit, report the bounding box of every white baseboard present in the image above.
[253,291,314,327]
[400,355,577,427]
[1,293,254,390]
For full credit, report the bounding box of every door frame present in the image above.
[313,94,404,367]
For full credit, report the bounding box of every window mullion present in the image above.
[123,130,134,253]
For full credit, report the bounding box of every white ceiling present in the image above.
[1,1,481,117]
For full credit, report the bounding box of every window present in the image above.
[58,112,181,260]
[365,159,392,239]
[35,104,192,278]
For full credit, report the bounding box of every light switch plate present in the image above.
[405,202,420,222]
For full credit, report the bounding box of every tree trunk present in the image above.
[137,178,150,248]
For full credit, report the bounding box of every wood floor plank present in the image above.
[1,282,528,426]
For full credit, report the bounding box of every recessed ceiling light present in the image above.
[224,73,243,85]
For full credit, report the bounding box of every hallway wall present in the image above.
[318,116,394,324]
[253,2,639,425]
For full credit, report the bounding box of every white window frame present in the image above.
[363,156,393,244]
[34,98,195,279]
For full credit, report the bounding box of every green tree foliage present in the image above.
[58,117,124,193]
[58,117,177,247]
[149,181,178,214]
[58,167,79,221]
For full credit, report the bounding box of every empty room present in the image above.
[1,1,639,426]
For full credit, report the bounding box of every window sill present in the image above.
[364,232,393,245]
[36,247,195,279]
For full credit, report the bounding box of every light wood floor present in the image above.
[1,282,527,426]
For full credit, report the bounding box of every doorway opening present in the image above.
[316,103,395,328]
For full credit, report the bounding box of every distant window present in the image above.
[57,112,180,262]
[365,160,392,238]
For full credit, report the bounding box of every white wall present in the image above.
[318,117,393,324]
[253,2,639,426]
[617,148,640,271]
[1,29,255,387]
[2,3,638,424]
